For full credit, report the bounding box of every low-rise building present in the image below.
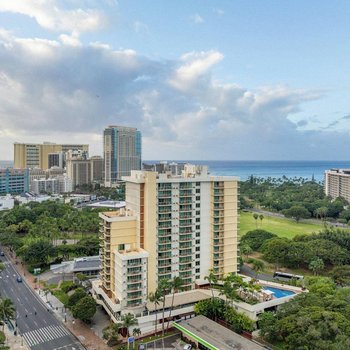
[0,168,29,194]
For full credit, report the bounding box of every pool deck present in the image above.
[228,277,305,321]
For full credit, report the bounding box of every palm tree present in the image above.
[166,277,184,331]
[204,269,218,300]
[253,213,259,228]
[0,298,15,331]
[132,328,141,337]
[158,279,171,337]
[120,313,138,338]
[148,290,161,335]
[259,214,264,227]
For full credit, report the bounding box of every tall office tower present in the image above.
[0,168,30,194]
[14,142,89,170]
[103,126,141,186]
[94,165,239,317]
[324,169,350,202]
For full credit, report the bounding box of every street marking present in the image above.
[22,325,70,347]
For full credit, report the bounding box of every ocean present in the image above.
[145,160,350,182]
[2,159,350,182]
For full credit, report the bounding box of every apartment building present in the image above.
[325,169,350,202]
[14,142,89,169]
[0,168,30,194]
[103,126,141,186]
[93,165,239,319]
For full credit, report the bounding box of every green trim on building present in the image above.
[173,322,219,350]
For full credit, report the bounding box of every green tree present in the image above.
[253,213,259,228]
[157,279,171,336]
[0,299,15,331]
[240,229,277,251]
[21,239,55,266]
[309,258,325,275]
[240,244,252,259]
[102,322,122,346]
[120,313,138,338]
[258,312,279,342]
[132,328,141,337]
[72,296,96,323]
[283,205,311,222]
[252,259,265,278]
[204,269,218,300]
[330,265,350,286]
[166,277,184,331]
[68,288,87,308]
[0,264,5,273]
[259,214,264,227]
[148,290,162,335]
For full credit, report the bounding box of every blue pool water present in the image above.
[263,286,295,298]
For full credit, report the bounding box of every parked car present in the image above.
[16,276,22,283]
[183,345,192,350]
[0,252,4,256]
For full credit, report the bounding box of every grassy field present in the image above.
[240,211,325,239]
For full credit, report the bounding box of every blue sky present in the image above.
[0,0,350,160]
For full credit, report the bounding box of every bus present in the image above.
[273,271,304,280]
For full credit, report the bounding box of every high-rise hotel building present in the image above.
[14,142,89,169]
[103,126,141,186]
[325,168,350,202]
[94,165,239,318]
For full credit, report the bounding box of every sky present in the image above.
[0,0,350,161]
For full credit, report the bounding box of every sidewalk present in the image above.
[6,250,111,350]
[3,323,29,350]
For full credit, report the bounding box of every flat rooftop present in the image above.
[175,315,264,350]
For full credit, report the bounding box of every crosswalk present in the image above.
[22,325,70,347]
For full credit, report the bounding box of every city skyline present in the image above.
[1,1,350,161]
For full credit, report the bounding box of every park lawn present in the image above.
[240,211,324,239]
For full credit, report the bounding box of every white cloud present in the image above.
[170,51,224,91]
[191,14,204,24]
[0,32,347,161]
[0,0,105,34]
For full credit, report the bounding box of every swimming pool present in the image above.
[263,286,295,298]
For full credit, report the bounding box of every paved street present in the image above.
[0,249,85,350]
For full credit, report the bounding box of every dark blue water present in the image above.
[146,160,350,182]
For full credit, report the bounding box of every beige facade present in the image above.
[325,169,350,202]
[14,142,89,170]
[96,165,239,317]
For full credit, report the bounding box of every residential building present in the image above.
[14,142,89,169]
[0,195,14,211]
[31,178,60,194]
[103,126,141,186]
[324,169,350,202]
[0,168,29,194]
[93,164,239,322]
[66,152,91,189]
[57,175,73,193]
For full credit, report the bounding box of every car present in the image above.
[16,276,22,283]
[138,345,145,350]
[0,252,4,256]
[183,345,192,350]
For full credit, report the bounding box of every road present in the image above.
[0,250,85,350]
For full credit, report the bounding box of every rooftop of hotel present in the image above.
[100,208,134,218]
